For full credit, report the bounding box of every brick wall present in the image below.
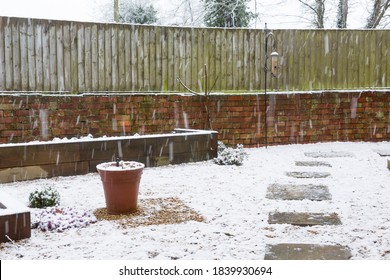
[1,91,389,146]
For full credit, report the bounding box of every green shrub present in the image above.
[29,186,60,208]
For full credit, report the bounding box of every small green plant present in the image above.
[29,186,60,208]
[214,141,248,166]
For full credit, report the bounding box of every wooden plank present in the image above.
[130,25,138,91]
[231,29,239,90]
[154,26,162,91]
[166,27,174,91]
[0,143,81,168]
[386,30,390,88]
[190,28,197,92]
[77,23,85,92]
[124,26,132,91]
[219,28,227,91]
[12,19,21,90]
[238,29,245,90]
[136,25,144,91]
[143,26,150,91]
[184,28,191,89]
[49,23,57,91]
[104,24,112,90]
[34,20,43,91]
[91,24,99,91]
[161,27,168,91]
[208,29,216,90]
[242,29,248,90]
[149,26,157,91]
[256,30,263,91]
[97,23,105,91]
[328,30,338,90]
[347,30,359,88]
[376,30,384,87]
[173,27,180,91]
[111,25,119,91]
[84,23,92,91]
[70,21,78,91]
[0,18,6,91]
[62,22,71,91]
[225,30,234,90]
[19,19,29,91]
[118,24,126,91]
[26,19,36,91]
[248,29,255,91]
[215,29,222,90]
[196,28,204,92]
[42,21,51,91]
[56,23,65,91]
[179,28,186,91]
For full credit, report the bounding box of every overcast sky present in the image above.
[0,0,377,29]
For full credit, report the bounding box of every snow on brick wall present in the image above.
[0,91,389,147]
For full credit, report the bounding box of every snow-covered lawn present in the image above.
[0,141,389,260]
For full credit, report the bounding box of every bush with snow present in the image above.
[31,207,97,232]
[28,186,60,208]
[214,141,248,166]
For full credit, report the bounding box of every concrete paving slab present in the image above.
[266,184,332,201]
[375,150,390,157]
[304,151,354,158]
[286,171,331,178]
[268,212,342,226]
[264,243,352,260]
[295,161,332,167]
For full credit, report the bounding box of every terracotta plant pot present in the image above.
[96,161,144,214]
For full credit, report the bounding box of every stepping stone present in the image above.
[286,171,331,178]
[295,161,332,167]
[268,212,341,226]
[376,150,390,157]
[266,184,332,201]
[264,244,352,260]
[304,151,354,158]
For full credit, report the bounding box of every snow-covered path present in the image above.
[0,141,389,260]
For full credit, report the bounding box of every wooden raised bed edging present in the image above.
[0,129,218,183]
[0,190,31,243]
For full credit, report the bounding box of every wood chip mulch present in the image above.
[93,197,205,228]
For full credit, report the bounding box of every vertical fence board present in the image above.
[97,24,105,91]
[154,26,161,91]
[77,24,85,92]
[0,18,5,91]
[91,24,99,91]
[19,20,29,90]
[124,27,131,90]
[161,27,168,91]
[49,23,57,91]
[34,21,43,91]
[130,25,138,91]
[42,23,51,91]
[136,26,144,91]
[104,25,112,91]
[62,22,71,91]
[70,22,78,91]
[84,24,92,92]
[111,25,118,91]
[12,20,21,90]
[56,23,64,91]
[117,25,126,91]
[149,26,156,91]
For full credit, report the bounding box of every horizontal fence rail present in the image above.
[0,16,389,93]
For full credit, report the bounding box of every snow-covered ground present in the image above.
[0,141,389,260]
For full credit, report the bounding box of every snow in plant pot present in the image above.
[96,159,145,215]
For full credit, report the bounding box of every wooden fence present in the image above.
[0,16,389,93]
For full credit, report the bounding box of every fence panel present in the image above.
[0,17,389,93]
